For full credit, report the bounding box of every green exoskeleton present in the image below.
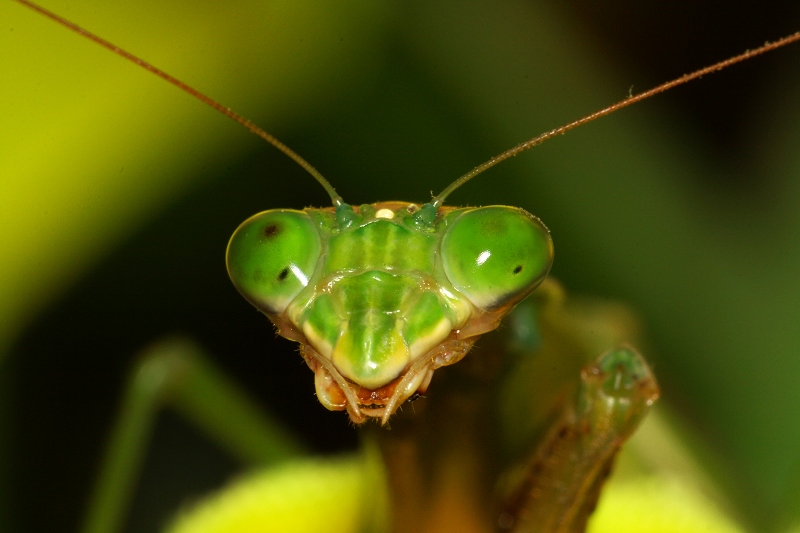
[10,0,800,532]
[227,201,553,424]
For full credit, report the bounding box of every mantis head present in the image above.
[227,202,553,423]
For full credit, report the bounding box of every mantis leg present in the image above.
[498,346,658,533]
[81,337,305,533]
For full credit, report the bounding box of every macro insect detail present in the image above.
[10,0,800,532]
[227,201,552,424]
[225,192,659,531]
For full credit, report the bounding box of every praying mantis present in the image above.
[3,0,800,531]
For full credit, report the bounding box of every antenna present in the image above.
[432,31,800,208]
[17,0,799,210]
[13,0,344,207]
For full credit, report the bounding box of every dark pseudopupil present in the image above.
[513,265,523,274]
[263,224,280,238]
[277,267,290,282]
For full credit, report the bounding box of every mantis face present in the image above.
[228,202,553,422]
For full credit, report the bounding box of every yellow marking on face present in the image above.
[407,316,452,359]
[303,322,334,359]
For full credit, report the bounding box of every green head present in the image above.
[227,201,552,423]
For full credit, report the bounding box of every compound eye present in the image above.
[226,210,321,314]
[441,206,553,310]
